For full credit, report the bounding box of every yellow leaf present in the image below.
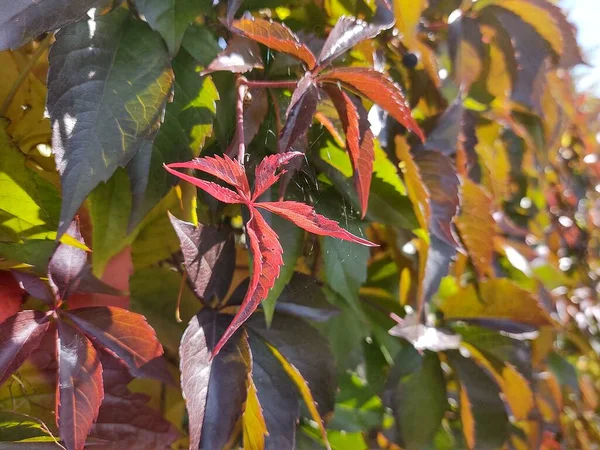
[455,180,495,278]
[243,377,268,450]
[394,0,428,50]
[438,278,553,327]
[459,387,476,449]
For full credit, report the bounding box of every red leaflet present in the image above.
[322,86,374,217]
[57,321,104,450]
[0,271,24,322]
[232,18,317,69]
[165,152,376,355]
[0,311,50,384]
[318,67,425,142]
[278,74,319,153]
[64,307,173,383]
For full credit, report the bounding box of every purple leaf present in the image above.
[202,35,264,74]
[278,74,319,153]
[48,220,87,300]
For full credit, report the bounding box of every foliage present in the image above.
[0,0,598,449]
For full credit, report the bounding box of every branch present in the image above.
[235,75,248,163]
[243,79,298,89]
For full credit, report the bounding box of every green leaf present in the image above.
[385,350,446,449]
[447,351,509,450]
[89,168,132,276]
[136,0,212,56]
[0,411,55,442]
[47,7,174,236]
[128,46,219,225]
[129,267,198,355]
[0,120,60,243]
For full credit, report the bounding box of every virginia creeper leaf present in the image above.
[168,214,235,302]
[447,351,509,450]
[180,310,250,449]
[319,67,425,141]
[0,311,49,385]
[165,152,375,356]
[232,17,317,69]
[48,221,87,301]
[0,0,106,51]
[11,270,53,306]
[278,74,319,153]
[318,0,394,65]
[56,321,104,450]
[47,8,174,237]
[136,0,211,55]
[323,85,374,217]
[63,307,173,384]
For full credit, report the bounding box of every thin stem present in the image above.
[243,79,298,89]
[235,76,248,164]
[0,34,52,116]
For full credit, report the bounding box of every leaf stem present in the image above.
[0,34,53,117]
[236,76,248,164]
[243,79,298,89]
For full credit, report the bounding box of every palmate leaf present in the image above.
[278,74,319,153]
[202,34,264,74]
[47,7,174,237]
[0,0,106,50]
[165,152,375,356]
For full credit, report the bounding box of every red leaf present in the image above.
[319,67,425,141]
[278,74,319,153]
[166,154,250,195]
[202,35,264,74]
[211,208,283,356]
[163,163,245,203]
[49,220,88,300]
[57,321,104,450]
[63,307,172,384]
[0,271,25,322]
[252,151,304,200]
[164,152,376,356]
[0,310,50,384]
[323,86,374,217]
[257,201,377,246]
[232,17,317,69]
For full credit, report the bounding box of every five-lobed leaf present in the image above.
[165,152,375,356]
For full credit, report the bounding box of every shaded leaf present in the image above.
[47,8,174,236]
[248,333,299,450]
[179,310,250,449]
[48,221,87,301]
[248,314,336,418]
[386,352,447,449]
[203,34,264,74]
[169,214,235,302]
[0,311,49,385]
[318,0,394,65]
[232,17,317,69]
[56,321,104,450]
[0,0,106,51]
[278,74,319,153]
[274,272,338,322]
[447,351,509,450]
[319,67,424,141]
[64,307,172,384]
[136,0,210,55]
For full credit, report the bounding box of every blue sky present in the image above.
[560,0,600,95]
